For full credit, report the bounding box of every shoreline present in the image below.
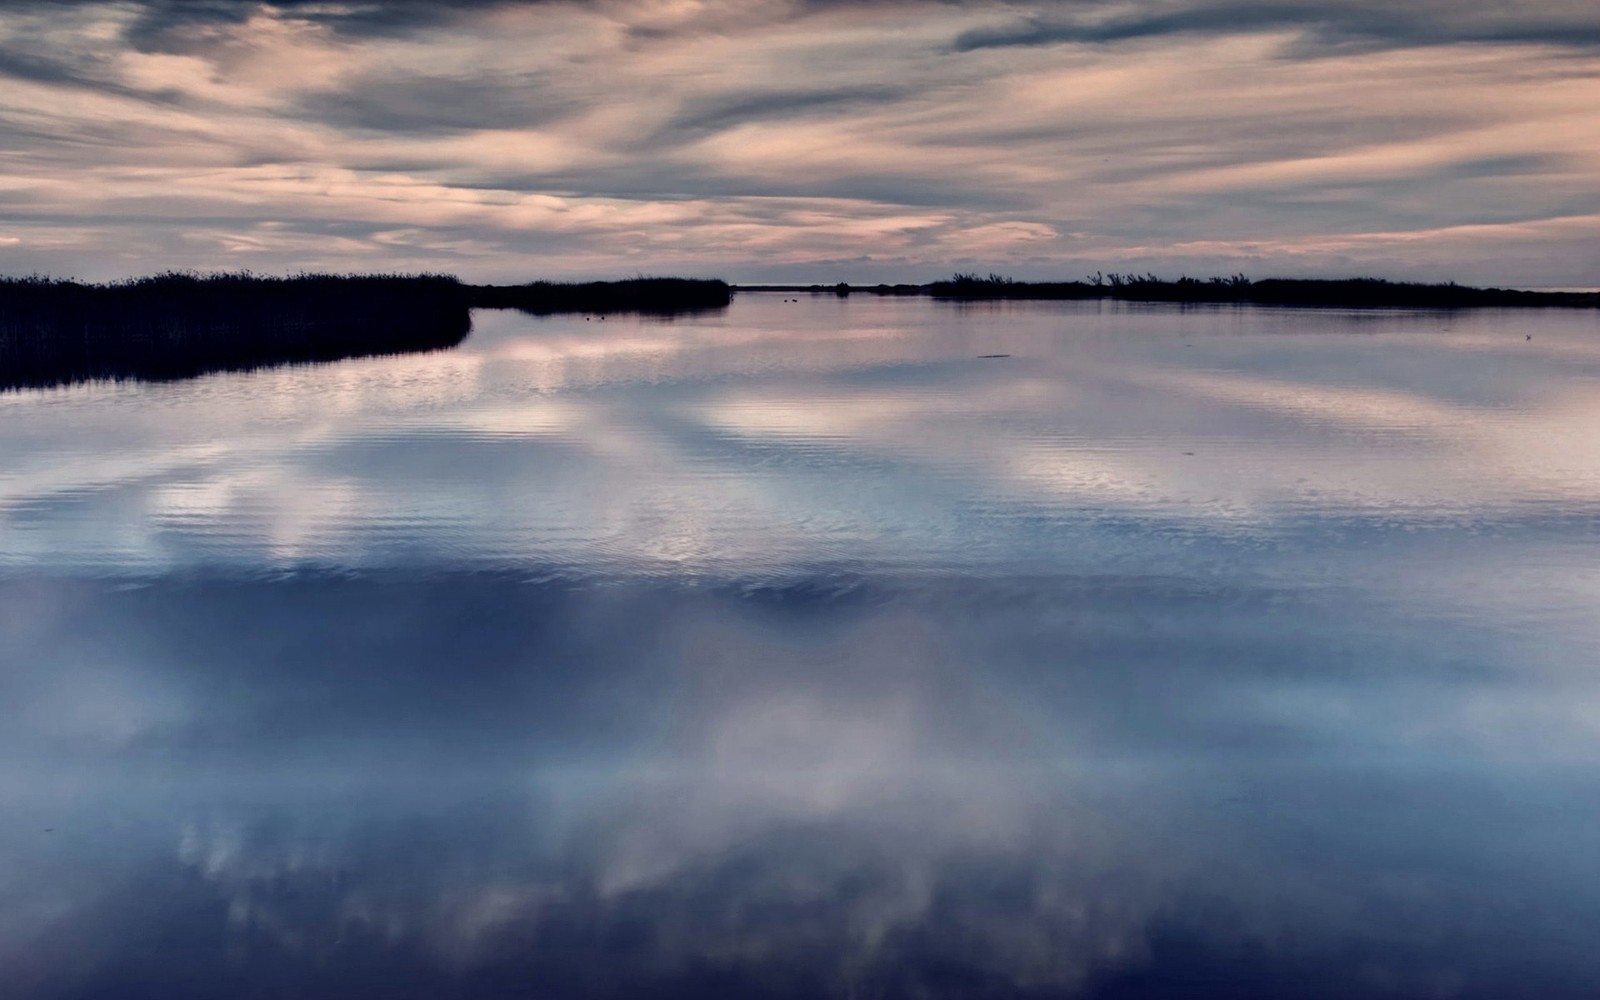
[5,270,1594,391]
[734,276,1600,309]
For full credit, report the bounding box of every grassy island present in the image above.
[469,277,732,314]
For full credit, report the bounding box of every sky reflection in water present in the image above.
[3,298,1600,997]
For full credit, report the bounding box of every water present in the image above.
[3,296,1599,998]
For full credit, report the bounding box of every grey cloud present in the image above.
[73,0,875,52]
[474,163,1031,211]
[23,0,1600,57]
[116,0,524,52]
[666,85,913,138]
[953,1,1600,53]
[298,73,578,135]
[0,10,144,97]
[27,0,929,53]
[0,47,107,88]
[1434,153,1569,181]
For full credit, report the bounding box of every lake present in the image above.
[3,295,1599,998]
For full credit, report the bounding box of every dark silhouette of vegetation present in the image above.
[740,274,1596,307]
[922,273,1599,307]
[0,272,471,391]
[927,273,1101,301]
[9,266,1588,391]
[1239,277,1597,308]
[469,277,731,314]
[2,273,739,390]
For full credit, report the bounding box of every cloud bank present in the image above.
[0,0,1596,283]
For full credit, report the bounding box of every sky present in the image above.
[0,0,1597,286]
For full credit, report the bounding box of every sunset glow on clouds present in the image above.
[0,0,1596,284]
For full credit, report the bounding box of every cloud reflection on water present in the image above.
[5,298,1600,995]
[6,568,1600,996]
[4,299,1600,577]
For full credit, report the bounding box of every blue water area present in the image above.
[3,296,1600,997]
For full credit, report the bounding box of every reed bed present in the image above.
[922,273,1600,307]
[0,272,472,390]
[469,277,732,314]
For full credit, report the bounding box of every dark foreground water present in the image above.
[3,297,1600,998]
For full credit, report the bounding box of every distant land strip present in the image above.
[470,277,731,314]
[739,274,1600,308]
[0,273,730,390]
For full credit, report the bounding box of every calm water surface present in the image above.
[3,296,1600,998]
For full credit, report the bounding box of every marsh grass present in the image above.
[1,272,741,390]
[469,277,731,314]
[924,273,1600,307]
[0,272,472,390]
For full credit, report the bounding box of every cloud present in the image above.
[953,0,1600,54]
[665,84,913,139]
[297,72,579,135]
[118,0,524,49]
[0,1,1596,282]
